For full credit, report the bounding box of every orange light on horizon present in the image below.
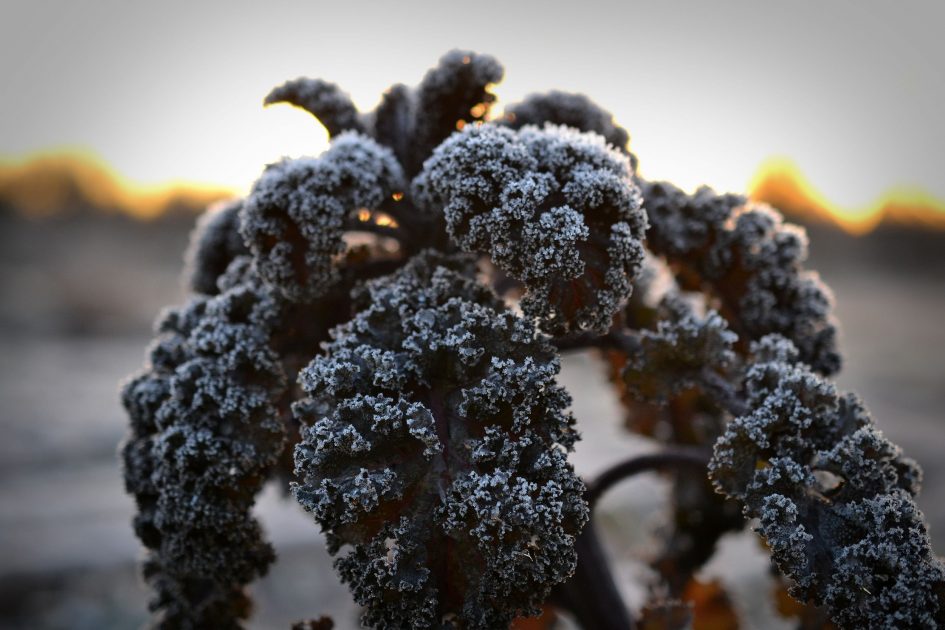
[0,150,234,220]
[3,150,945,236]
[749,157,945,235]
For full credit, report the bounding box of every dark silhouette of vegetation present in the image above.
[122,50,944,629]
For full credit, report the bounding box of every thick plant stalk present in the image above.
[585,447,711,508]
[550,523,634,630]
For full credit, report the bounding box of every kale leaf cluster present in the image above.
[122,50,944,629]
[293,251,585,628]
[710,336,944,628]
[122,264,287,627]
[413,124,647,334]
[641,181,840,374]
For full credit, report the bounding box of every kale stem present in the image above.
[554,329,641,355]
[549,447,711,629]
[549,520,636,630]
[585,447,711,508]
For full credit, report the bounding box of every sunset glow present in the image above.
[4,145,944,237]
[7,82,944,234]
[749,157,945,235]
[2,2,943,234]
[0,151,231,220]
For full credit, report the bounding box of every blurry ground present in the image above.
[0,210,943,629]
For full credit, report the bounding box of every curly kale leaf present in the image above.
[291,251,587,629]
[240,132,405,301]
[641,181,840,375]
[266,50,502,178]
[501,90,638,170]
[265,78,366,137]
[709,336,945,628]
[184,199,249,295]
[622,296,739,409]
[612,293,746,589]
[406,49,504,175]
[413,124,647,335]
[120,260,287,628]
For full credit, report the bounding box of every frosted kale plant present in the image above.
[122,51,944,629]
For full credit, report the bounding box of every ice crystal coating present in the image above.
[709,337,945,628]
[405,50,504,175]
[122,50,945,630]
[501,90,637,170]
[413,124,647,334]
[613,292,746,589]
[120,260,287,628]
[265,78,365,138]
[184,199,249,295]
[622,297,739,407]
[266,50,502,178]
[292,251,587,629]
[641,181,840,374]
[240,132,405,301]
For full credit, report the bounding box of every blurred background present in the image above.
[1,1,943,628]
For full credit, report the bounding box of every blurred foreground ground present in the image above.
[0,210,943,628]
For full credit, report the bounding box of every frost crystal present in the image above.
[413,124,648,334]
[121,260,287,628]
[266,50,503,178]
[240,133,404,301]
[622,296,739,406]
[184,199,248,295]
[501,90,638,170]
[292,251,587,629]
[265,78,365,138]
[641,181,841,374]
[709,338,945,627]
[122,50,944,630]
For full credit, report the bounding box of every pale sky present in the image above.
[1,0,943,212]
